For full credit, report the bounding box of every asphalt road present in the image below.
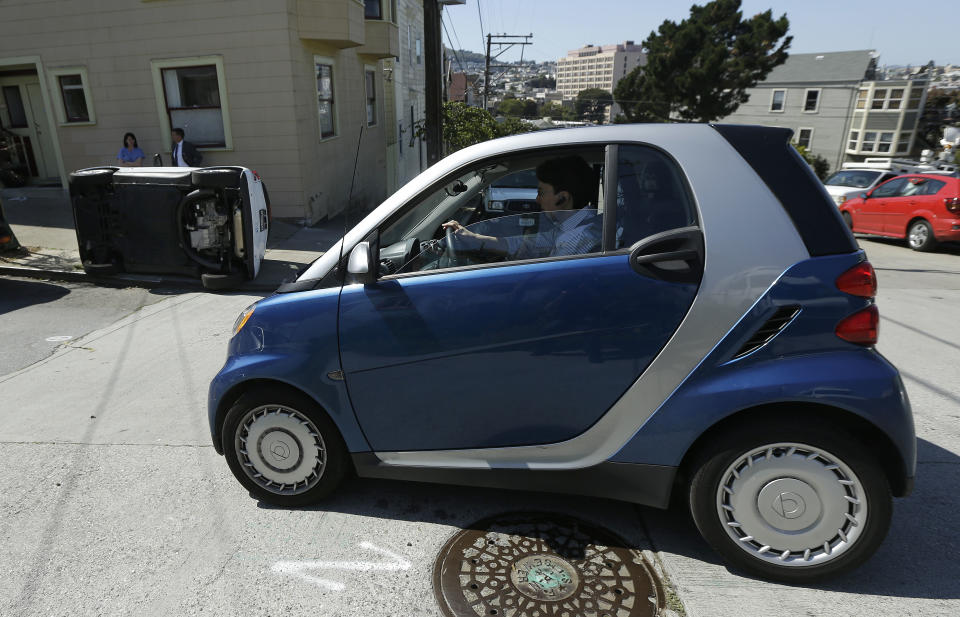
[1,236,958,617]
[0,277,170,376]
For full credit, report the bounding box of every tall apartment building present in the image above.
[555,42,646,120]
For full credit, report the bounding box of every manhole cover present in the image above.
[433,512,664,617]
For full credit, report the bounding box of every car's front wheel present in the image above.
[841,211,853,230]
[689,420,891,583]
[222,386,347,506]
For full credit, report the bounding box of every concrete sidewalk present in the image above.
[0,186,350,290]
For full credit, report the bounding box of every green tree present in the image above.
[495,117,535,138]
[614,0,790,123]
[431,102,535,153]
[793,144,830,180]
[497,98,538,118]
[575,88,614,123]
[541,101,574,121]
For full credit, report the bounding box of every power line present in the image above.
[448,11,465,54]
[476,0,486,52]
[442,18,465,73]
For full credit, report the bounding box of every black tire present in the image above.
[201,270,245,290]
[191,168,238,189]
[688,418,892,583]
[69,168,117,189]
[841,211,853,230]
[222,385,348,506]
[907,219,937,252]
[83,262,120,275]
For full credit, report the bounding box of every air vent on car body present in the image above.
[733,305,801,359]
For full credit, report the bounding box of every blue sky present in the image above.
[443,0,958,67]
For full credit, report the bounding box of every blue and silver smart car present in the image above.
[208,124,914,582]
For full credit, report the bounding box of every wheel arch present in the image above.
[673,402,910,503]
[905,214,931,237]
[212,378,344,456]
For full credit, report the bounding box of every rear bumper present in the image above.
[932,217,960,241]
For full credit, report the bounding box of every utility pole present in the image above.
[423,0,442,166]
[483,33,532,111]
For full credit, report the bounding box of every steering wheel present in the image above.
[444,227,459,267]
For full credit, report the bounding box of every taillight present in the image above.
[836,305,879,346]
[836,261,877,298]
[945,197,960,213]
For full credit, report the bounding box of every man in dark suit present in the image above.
[171,128,203,167]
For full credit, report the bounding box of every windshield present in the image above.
[491,169,538,189]
[825,170,881,188]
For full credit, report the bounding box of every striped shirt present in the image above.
[505,208,602,260]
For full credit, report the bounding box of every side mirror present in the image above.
[860,192,868,200]
[346,240,377,284]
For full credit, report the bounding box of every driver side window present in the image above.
[871,177,908,198]
[377,148,606,276]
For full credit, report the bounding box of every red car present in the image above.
[839,173,960,251]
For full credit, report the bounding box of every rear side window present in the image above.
[915,179,946,196]
[615,145,697,249]
[712,124,857,256]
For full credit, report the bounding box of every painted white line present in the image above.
[271,541,412,592]
[45,335,74,342]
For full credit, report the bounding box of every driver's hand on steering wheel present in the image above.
[442,220,476,237]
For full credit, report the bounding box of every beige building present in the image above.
[555,41,645,120]
[0,0,414,222]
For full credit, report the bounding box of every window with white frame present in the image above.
[152,58,230,148]
[847,130,859,151]
[49,67,95,124]
[861,131,895,153]
[769,89,786,112]
[365,67,377,127]
[887,88,904,110]
[876,132,894,153]
[316,58,336,139]
[803,89,820,113]
[855,89,868,110]
[871,89,887,110]
[797,127,813,149]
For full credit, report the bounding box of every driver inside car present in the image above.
[440,155,602,260]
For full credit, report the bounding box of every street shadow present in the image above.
[257,438,957,599]
[0,278,70,315]
[635,437,959,599]
[0,189,74,230]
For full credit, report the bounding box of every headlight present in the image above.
[836,195,848,205]
[489,201,504,211]
[233,304,256,335]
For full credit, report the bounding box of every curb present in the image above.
[0,264,279,292]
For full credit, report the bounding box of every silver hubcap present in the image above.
[909,223,928,248]
[716,443,867,567]
[235,405,326,494]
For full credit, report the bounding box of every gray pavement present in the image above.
[3,197,960,617]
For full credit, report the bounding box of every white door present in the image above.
[0,75,58,181]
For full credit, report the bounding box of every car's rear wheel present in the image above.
[688,420,891,583]
[907,219,937,252]
[841,211,853,230]
[222,386,347,506]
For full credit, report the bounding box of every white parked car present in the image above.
[823,169,899,206]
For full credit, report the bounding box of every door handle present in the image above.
[628,226,703,284]
[633,248,699,266]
